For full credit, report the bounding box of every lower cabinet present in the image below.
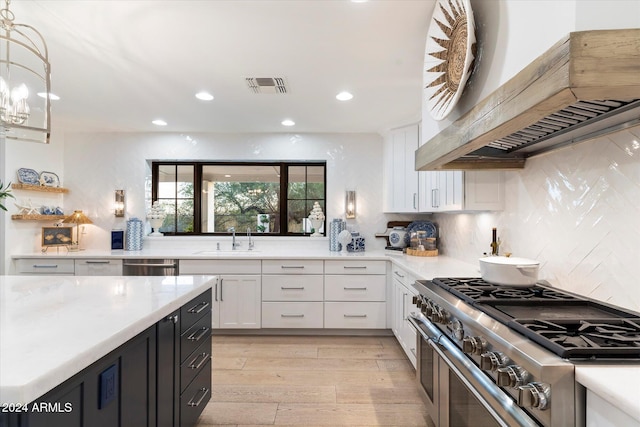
[391,265,418,368]
[3,288,212,427]
[180,260,261,329]
[74,259,123,276]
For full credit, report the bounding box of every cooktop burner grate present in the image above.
[428,277,640,359]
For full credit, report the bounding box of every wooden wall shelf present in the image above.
[11,214,66,221]
[11,183,69,193]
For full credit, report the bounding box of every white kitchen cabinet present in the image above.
[419,170,504,212]
[383,123,420,213]
[180,259,261,329]
[261,259,324,328]
[324,260,387,329]
[14,258,75,275]
[74,259,122,276]
[391,264,418,367]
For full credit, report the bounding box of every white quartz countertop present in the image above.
[0,275,215,404]
[576,365,640,422]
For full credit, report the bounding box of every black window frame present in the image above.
[151,160,327,236]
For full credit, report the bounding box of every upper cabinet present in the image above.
[384,124,504,213]
[383,124,420,213]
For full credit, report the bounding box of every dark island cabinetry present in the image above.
[0,288,212,427]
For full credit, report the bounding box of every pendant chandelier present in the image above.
[0,0,51,143]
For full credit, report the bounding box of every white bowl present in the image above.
[479,256,540,287]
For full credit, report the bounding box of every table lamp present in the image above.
[62,210,93,250]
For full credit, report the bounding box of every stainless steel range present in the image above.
[408,277,640,427]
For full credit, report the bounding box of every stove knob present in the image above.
[412,295,419,306]
[496,365,529,388]
[424,301,434,317]
[462,336,486,355]
[451,320,464,340]
[517,382,550,410]
[430,306,448,324]
[480,352,509,371]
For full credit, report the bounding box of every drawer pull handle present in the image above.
[394,271,405,278]
[281,265,305,269]
[188,352,210,370]
[281,314,304,318]
[187,387,210,407]
[343,266,367,269]
[33,264,58,268]
[187,327,210,342]
[344,314,367,318]
[85,260,111,264]
[281,286,305,290]
[188,301,210,314]
[343,286,367,290]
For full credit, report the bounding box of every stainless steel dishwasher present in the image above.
[122,259,179,276]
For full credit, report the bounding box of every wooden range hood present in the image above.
[416,29,640,171]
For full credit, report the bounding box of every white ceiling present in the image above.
[10,0,436,136]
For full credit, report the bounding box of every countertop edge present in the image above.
[576,365,640,423]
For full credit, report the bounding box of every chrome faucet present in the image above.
[228,227,239,250]
[247,227,254,250]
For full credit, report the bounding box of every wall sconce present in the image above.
[115,190,125,217]
[345,190,356,219]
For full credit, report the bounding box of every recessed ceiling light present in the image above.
[195,91,214,101]
[281,119,295,126]
[336,91,353,101]
[37,92,60,100]
[152,119,167,126]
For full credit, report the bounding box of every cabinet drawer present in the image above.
[262,259,324,274]
[262,302,324,328]
[324,260,386,275]
[74,259,123,276]
[180,288,212,334]
[180,259,261,274]
[262,275,324,301]
[180,335,212,392]
[181,310,212,363]
[324,275,386,301]
[324,302,386,329]
[180,359,211,427]
[15,258,75,274]
[391,265,416,287]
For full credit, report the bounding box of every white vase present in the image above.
[148,217,164,236]
[309,218,323,237]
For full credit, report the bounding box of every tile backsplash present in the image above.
[434,125,640,312]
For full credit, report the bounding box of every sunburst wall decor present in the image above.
[424,0,476,121]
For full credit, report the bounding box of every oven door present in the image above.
[409,312,540,427]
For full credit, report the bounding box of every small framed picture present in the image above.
[42,226,73,247]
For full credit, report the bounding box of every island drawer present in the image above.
[324,302,386,329]
[180,359,212,427]
[324,260,386,275]
[75,259,122,276]
[262,275,324,301]
[181,310,212,363]
[324,275,386,301]
[262,302,324,328]
[180,336,212,392]
[262,259,324,274]
[15,258,75,275]
[180,288,213,334]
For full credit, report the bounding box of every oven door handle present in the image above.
[408,312,539,427]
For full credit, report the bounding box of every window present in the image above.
[151,161,326,236]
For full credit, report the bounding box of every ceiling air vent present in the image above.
[246,77,288,94]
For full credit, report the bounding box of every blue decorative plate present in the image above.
[405,221,437,246]
[17,168,39,185]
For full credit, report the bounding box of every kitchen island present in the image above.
[0,275,215,427]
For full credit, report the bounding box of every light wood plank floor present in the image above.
[196,335,429,427]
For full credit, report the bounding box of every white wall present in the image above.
[433,125,640,312]
[55,132,392,252]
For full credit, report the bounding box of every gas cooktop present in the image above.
[430,277,640,359]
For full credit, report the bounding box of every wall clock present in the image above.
[424,0,476,120]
